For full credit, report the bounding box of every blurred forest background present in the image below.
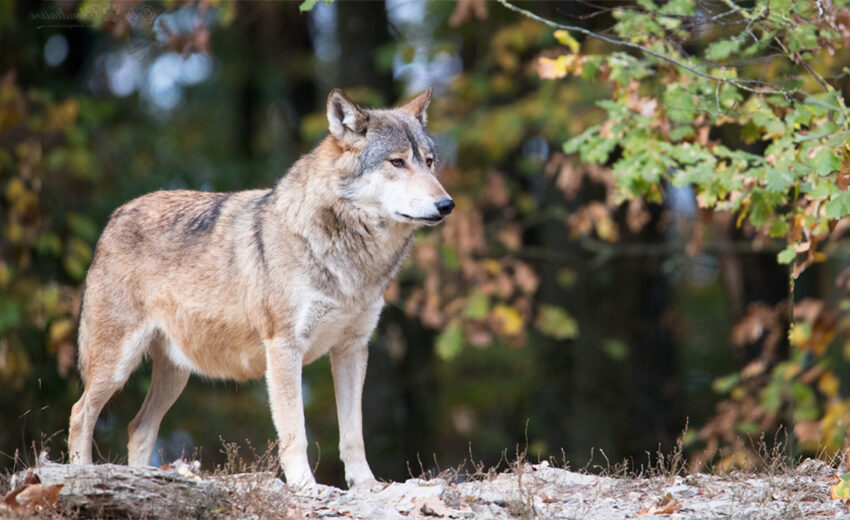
[4,0,850,487]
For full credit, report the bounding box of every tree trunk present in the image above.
[12,463,228,519]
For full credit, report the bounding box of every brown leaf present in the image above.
[24,470,40,486]
[497,223,522,251]
[16,483,63,510]
[448,0,488,27]
[637,494,682,516]
[3,481,63,513]
[794,421,822,444]
[3,487,24,511]
[485,170,509,207]
[513,262,539,295]
[626,197,651,233]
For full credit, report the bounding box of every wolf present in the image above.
[67,88,453,488]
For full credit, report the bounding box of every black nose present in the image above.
[435,198,455,217]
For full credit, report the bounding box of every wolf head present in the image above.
[326,88,454,226]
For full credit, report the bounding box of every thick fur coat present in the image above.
[68,89,453,488]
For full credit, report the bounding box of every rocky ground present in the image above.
[3,458,850,519]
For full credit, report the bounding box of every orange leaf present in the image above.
[637,494,682,516]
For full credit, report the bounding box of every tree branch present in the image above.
[495,0,790,96]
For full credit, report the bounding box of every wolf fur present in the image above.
[68,88,453,488]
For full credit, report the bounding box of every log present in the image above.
[12,463,229,519]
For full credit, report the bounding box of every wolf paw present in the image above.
[286,474,318,492]
[348,477,384,493]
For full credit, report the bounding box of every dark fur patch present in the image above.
[402,122,423,164]
[186,193,232,236]
[94,207,145,265]
[320,207,343,238]
[253,191,273,271]
[300,300,334,339]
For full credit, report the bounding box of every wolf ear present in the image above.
[400,87,432,126]
[327,89,369,141]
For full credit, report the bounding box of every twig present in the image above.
[797,54,830,93]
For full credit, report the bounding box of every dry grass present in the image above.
[1,430,846,520]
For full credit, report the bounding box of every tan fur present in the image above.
[68,89,451,488]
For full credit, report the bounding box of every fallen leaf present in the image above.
[16,483,64,509]
[637,493,682,516]
[3,481,63,513]
[832,472,850,502]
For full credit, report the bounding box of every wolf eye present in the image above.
[425,157,434,168]
[390,158,406,168]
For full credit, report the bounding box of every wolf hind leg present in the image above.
[68,323,153,464]
[128,335,190,466]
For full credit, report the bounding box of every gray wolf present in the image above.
[67,88,453,488]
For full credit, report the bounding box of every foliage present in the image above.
[507,0,850,466]
[0,73,96,382]
[8,0,850,482]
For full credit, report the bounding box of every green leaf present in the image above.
[0,298,20,335]
[63,237,92,282]
[813,148,841,176]
[669,126,694,141]
[706,39,740,61]
[439,244,461,270]
[792,381,819,422]
[67,212,98,242]
[299,0,333,12]
[769,218,790,239]
[464,291,490,320]
[766,168,794,193]
[435,321,464,361]
[35,232,62,256]
[602,338,629,361]
[664,86,696,123]
[826,191,850,220]
[760,383,783,414]
[748,192,772,227]
[778,243,796,264]
[299,0,319,11]
[713,373,740,394]
[808,184,832,198]
[832,473,850,500]
[536,305,579,340]
[736,421,761,435]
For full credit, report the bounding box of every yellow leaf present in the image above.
[4,177,24,202]
[491,304,524,336]
[595,217,618,242]
[832,473,850,501]
[553,30,580,53]
[536,56,569,79]
[48,319,74,346]
[819,371,840,398]
[788,322,811,348]
[482,259,502,275]
[536,305,579,340]
[736,202,749,228]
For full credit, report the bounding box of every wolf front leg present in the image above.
[265,337,316,489]
[330,340,377,488]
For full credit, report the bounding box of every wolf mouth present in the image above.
[398,212,444,224]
